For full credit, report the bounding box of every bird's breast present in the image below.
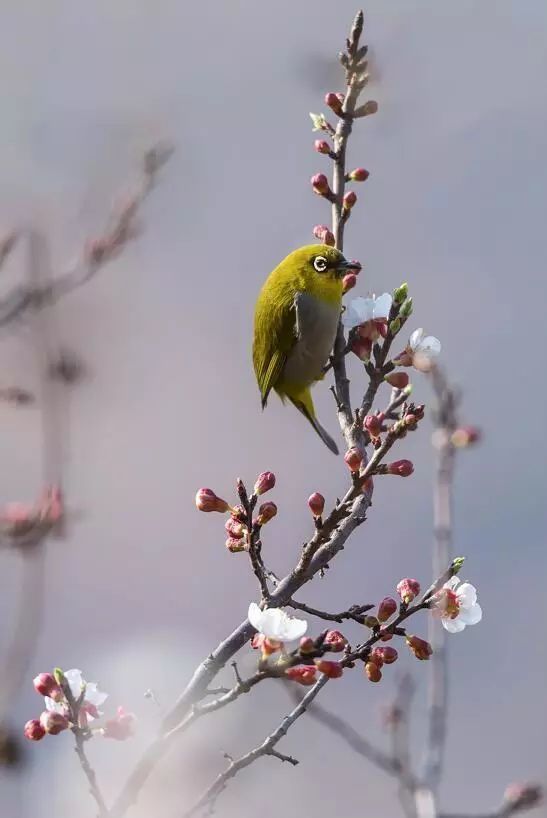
[282,294,340,386]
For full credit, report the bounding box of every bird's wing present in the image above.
[254,292,304,407]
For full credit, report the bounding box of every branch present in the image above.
[73,731,109,818]
[288,599,374,624]
[0,145,172,330]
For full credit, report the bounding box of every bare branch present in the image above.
[288,599,374,623]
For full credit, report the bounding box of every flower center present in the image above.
[436,589,460,619]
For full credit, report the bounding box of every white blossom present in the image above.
[248,602,307,642]
[409,328,441,359]
[45,669,107,719]
[439,578,482,634]
[342,293,392,329]
[309,112,328,132]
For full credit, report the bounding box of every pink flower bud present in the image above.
[195,488,230,513]
[348,168,370,182]
[285,665,318,686]
[225,517,245,539]
[364,413,384,438]
[231,504,247,523]
[307,492,325,518]
[33,673,63,700]
[312,225,335,246]
[314,139,332,155]
[311,173,331,197]
[343,190,357,210]
[344,447,363,473]
[342,273,357,293]
[225,537,246,553]
[324,630,347,652]
[406,635,432,661]
[315,659,343,679]
[299,637,316,655]
[365,661,382,682]
[253,471,276,496]
[503,783,543,811]
[451,426,481,448]
[379,629,394,642]
[103,707,135,741]
[40,710,69,735]
[256,501,278,526]
[325,92,344,116]
[377,597,397,622]
[24,719,46,741]
[385,371,410,389]
[397,578,420,603]
[372,646,398,665]
[388,460,414,477]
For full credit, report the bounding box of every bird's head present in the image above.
[287,245,361,289]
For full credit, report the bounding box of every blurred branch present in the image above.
[0,145,172,330]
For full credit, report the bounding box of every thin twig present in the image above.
[73,731,110,818]
[288,599,374,623]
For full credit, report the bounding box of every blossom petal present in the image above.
[248,602,263,631]
[442,617,466,633]
[372,293,392,320]
[85,683,108,707]
[65,669,84,699]
[342,297,374,328]
[458,603,482,626]
[258,608,286,640]
[409,328,424,350]
[456,582,477,609]
[443,577,460,591]
[418,336,441,358]
[279,615,308,641]
[45,696,64,713]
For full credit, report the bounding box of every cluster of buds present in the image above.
[196,473,278,554]
[0,486,64,547]
[284,629,348,685]
[24,669,134,743]
[364,645,398,683]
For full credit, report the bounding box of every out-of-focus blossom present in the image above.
[394,328,441,369]
[285,665,317,685]
[24,719,45,741]
[102,707,135,741]
[45,669,107,721]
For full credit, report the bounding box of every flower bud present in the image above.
[364,615,379,629]
[393,282,409,304]
[372,646,398,665]
[451,426,481,448]
[350,336,372,362]
[348,168,369,182]
[325,92,344,116]
[225,537,246,553]
[312,225,335,246]
[33,673,63,701]
[379,629,394,642]
[377,597,397,622]
[344,447,363,473]
[324,630,347,652]
[311,173,331,197]
[406,635,432,661]
[307,492,325,518]
[195,488,230,513]
[343,190,357,210]
[364,413,383,438]
[231,504,247,523]
[389,317,401,335]
[285,665,318,686]
[400,298,413,318]
[397,578,420,603]
[253,471,276,496]
[385,371,410,389]
[503,783,543,811]
[299,637,316,655]
[256,501,278,526]
[342,273,357,293]
[314,139,332,155]
[225,517,245,539]
[315,659,343,679]
[388,460,414,477]
[354,100,378,117]
[40,710,69,735]
[24,719,46,741]
[365,661,382,682]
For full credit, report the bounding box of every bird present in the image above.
[253,244,361,454]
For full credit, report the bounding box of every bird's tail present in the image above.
[288,390,339,455]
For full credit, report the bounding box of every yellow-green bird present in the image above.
[253,244,361,455]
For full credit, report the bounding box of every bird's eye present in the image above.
[313,255,328,273]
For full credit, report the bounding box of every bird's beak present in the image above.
[336,257,362,276]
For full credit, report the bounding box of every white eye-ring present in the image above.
[313,255,328,272]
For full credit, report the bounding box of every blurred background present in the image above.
[0,0,546,815]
